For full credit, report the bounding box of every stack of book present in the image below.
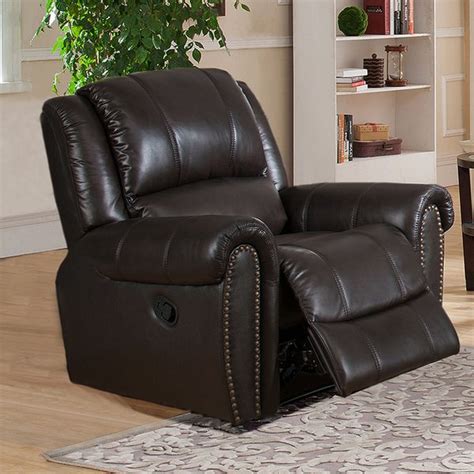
[364,0,415,35]
[336,68,368,93]
[336,114,353,163]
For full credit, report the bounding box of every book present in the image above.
[336,76,365,84]
[345,115,353,161]
[337,80,367,88]
[337,84,369,93]
[337,114,354,163]
[390,0,395,35]
[394,0,401,34]
[364,0,390,35]
[407,0,414,33]
[401,0,408,34]
[336,68,368,78]
[337,114,345,163]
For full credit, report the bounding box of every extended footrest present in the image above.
[278,223,460,396]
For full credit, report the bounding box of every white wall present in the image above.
[0,0,292,257]
[436,0,469,186]
[1,0,468,256]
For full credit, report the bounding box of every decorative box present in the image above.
[353,138,402,158]
[354,123,390,141]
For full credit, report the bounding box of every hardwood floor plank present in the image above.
[0,186,472,472]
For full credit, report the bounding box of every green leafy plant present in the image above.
[35,0,250,94]
[338,6,368,36]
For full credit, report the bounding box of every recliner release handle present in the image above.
[153,297,178,327]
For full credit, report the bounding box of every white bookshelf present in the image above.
[293,0,436,184]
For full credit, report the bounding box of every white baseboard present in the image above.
[437,154,459,187]
[0,210,66,258]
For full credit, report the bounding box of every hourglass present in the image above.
[385,44,408,87]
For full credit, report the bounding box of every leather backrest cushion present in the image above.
[237,81,288,191]
[134,177,287,235]
[78,68,268,209]
[41,96,128,243]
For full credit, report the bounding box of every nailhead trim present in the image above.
[223,244,261,424]
[420,205,444,302]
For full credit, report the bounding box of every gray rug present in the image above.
[45,348,474,473]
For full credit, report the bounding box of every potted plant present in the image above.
[35,0,249,94]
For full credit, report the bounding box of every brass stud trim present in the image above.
[420,205,444,303]
[223,244,261,424]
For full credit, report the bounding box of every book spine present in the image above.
[337,80,366,88]
[336,76,364,84]
[344,115,349,162]
[347,115,353,161]
[395,0,401,34]
[338,114,345,163]
[408,0,414,34]
[390,0,395,35]
[402,0,408,34]
[364,0,390,35]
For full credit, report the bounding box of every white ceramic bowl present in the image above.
[459,140,474,153]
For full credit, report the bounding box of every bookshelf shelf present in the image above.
[335,151,435,182]
[336,149,432,164]
[336,84,431,96]
[336,33,431,42]
[294,0,436,184]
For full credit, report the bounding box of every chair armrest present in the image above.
[280,183,454,248]
[72,215,278,285]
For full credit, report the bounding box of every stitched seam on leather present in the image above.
[43,108,87,233]
[281,244,350,319]
[351,321,383,381]
[303,184,325,232]
[201,70,237,174]
[238,82,283,189]
[162,229,177,284]
[351,229,407,300]
[114,220,143,280]
[414,188,454,243]
[404,301,437,359]
[351,183,376,228]
[413,191,436,249]
[129,75,182,184]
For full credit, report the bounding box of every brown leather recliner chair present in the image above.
[41,68,459,425]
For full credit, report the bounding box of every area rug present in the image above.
[45,348,474,473]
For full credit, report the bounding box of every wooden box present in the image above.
[353,138,403,158]
[354,123,390,141]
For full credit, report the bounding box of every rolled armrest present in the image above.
[72,215,277,285]
[280,183,454,248]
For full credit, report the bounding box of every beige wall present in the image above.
[0,0,292,224]
[436,0,468,184]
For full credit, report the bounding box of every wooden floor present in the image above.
[1,186,473,473]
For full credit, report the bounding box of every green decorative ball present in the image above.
[338,6,368,36]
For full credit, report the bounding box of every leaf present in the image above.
[118,30,129,45]
[34,0,251,94]
[192,48,201,63]
[135,47,148,64]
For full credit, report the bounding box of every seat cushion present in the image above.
[278,224,427,323]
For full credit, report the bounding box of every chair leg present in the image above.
[458,166,473,291]
[462,234,474,291]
